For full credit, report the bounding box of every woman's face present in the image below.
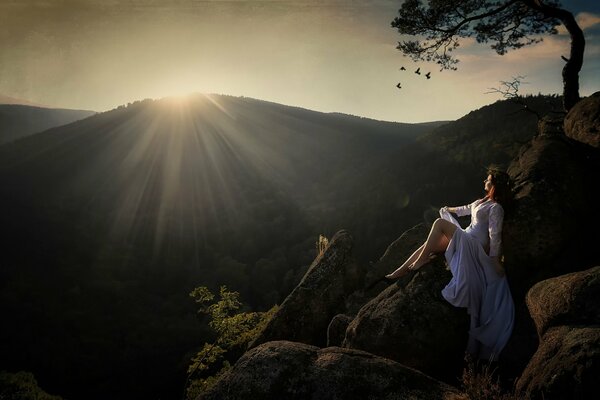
[484,174,494,192]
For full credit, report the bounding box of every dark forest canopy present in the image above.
[392,0,585,111]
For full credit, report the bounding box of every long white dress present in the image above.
[439,198,514,361]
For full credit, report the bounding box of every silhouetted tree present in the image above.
[392,0,585,111]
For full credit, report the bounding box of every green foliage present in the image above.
[185,286,278,399]
[184,363,231,400]
[392,0,560,70]
[391,0,585,111]
[0,371,63,400]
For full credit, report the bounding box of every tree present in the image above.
[184,286,278,399]
[392,0,585,111]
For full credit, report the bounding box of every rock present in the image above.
[364,223,430,292]
[537,115,565,137]
[327,314,353,347]
[198,341,468,400]
[332,224,430,322]
[250,230,364,348]
[505,134,592,298]
[501,133,600,378]
[343,256,469,382]
[516,326,600,400]
[527,266,600,337]
[564,91,600,148]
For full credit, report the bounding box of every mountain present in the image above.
[0,104,96,144]
[0,93,564,399]
[0,93,438,400]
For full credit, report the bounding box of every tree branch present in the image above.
[436,0,520,35]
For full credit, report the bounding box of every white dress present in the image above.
[439,198,515,361]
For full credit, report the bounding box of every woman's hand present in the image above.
[490,256,505,277]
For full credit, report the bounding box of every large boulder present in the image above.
[505,133,595,298]
[343,257,469,381]
[501,132,600,378]
[526,266,600,337]
[198,341,468,400]
[516,267,600,399]
[516,326,600,399]
[338,223,430,319]
[564,91,600,148]
[250,230,364,348]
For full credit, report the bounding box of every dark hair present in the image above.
[486,166,512,207]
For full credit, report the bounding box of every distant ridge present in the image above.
[0,104,96,144]
[0,93,49,108]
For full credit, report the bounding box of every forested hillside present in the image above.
[0,94,436,400]
[0,93,562,399]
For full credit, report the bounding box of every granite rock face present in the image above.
[505,133,595,298]
[537,115,565,137]
[343,256,469,382]
[526,266,600,337]
[493,131,600,377]
[564,91,600,148]
[198,341,468,400]
[327,314,353,347]
[516,326,600,400]
[363,223,430,294]
[250,230,364,348]
[516,267,600,399]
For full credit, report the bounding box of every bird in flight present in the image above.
[425,72,431,79]
[396,82,402,89]
[415,67,421,75]
[400,66,406,71]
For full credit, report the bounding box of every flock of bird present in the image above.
[396,66,430,90]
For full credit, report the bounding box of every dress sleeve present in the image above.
[488,203,504,257]
[453,202,473,217]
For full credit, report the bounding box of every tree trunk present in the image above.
[559,11,585,111]
[527,1,585,111]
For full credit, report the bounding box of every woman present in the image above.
[386,168,514,361]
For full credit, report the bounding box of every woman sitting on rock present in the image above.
[385,167,515,361]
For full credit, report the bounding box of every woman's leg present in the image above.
[386,218,457,279]
[409,218,457,271]
[385,244,425,279]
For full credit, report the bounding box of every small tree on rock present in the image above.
[392,0,585,111]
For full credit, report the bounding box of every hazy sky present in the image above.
[1,0,599,122]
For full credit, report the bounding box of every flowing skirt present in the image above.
[440,210,515,361]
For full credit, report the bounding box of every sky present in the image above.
[0,0,599,123]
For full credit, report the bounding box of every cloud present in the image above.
[557,12,600,34]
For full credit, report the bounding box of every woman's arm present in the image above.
[443,202,473,217]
